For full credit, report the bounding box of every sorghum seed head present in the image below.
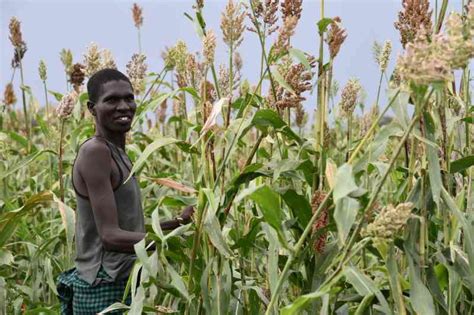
[3,83,17,107]
[132,3,143,28]
[234,51,243,72]
[275,62,313,110]
[221,0,246,48]
[157,99,167,123]
[69,63,86,93]
[339,79,361,116]
[326,17,347,59]
[444,12,474,69]
[56,91,78,119]
[101,49,117,70]
[281,0,302,20]
[273,15,298,57]
[60,49,73,74]
[38,60,47,81]
[83,42,102,78]
[311,190,329,254]
[376,40,392,71]
[363,202,414,239]
[9,17,24,49]
[397,28,452,85]
[394,0,432,48]
[203,30,217,67]
[126,53,148,95]
[295,103,306,128]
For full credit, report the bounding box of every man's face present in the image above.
[90,80,136,132]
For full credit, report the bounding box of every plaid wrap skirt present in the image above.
[57,266,131,315]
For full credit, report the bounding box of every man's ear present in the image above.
[87,101,96,116]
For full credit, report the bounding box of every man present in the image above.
[57,68,194,314]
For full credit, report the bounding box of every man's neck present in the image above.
[95,128,126,150]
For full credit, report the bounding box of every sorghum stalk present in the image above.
[58,119,66,202]
[17,51,29,140]
[313,0,325,192]
[435,0,449,33]
[265,89,402,314]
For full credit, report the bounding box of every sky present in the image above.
[0,0,467,120]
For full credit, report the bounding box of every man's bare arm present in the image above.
[80,140,145,253]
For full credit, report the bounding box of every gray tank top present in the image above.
[72,136,145,285]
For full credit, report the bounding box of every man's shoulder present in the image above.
[77,138,111,165]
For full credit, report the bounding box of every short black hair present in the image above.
[87,68,132,103]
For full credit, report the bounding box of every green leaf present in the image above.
[288,48,312,70]
[450,155,474,174]
[251,109,301,143]
[126,137,181,182]
[406,246,436,315]
[53,194,76,254]
[333,163,358,202]
[317,17,333,34]
[47,90,63,101]
[281,190,311,229]
[344,266,392,314]
[272,67,295,94]
[334,197,359,245]
[250,185,282,233]
[132,92,170,128]
[167,262,190,301]
[0,249,13,266]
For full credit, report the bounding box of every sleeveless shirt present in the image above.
[72,136,145,286]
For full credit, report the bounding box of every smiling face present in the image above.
[88,80,136,133]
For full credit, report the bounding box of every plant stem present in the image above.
[58,119,66,202]
[435,0,449,33]
[18,51,29,141]
[42,80,49,118]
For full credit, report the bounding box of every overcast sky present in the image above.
[0,0,466,118]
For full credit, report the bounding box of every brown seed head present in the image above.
[221,0,246,48]
[394,0,432,48]
[69,63,86,93]
[294,103,306,128]
[281,0,302,20]
[56,91,78,119]
[3,83,17,107]
[132,3,143,28]
[326,17,347,59]
[201,80,216,105]
[275,62,313,110]
[157,99,168,123]
[247,0,279,36]
[273,15,298,57]
[311,190,329,254]
[9,17,24,49]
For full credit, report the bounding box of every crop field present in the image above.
[1,0,474,314]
